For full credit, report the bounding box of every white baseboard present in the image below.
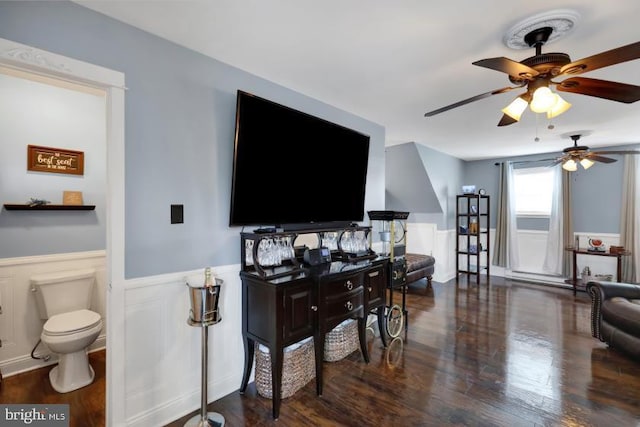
[125,374,241,427]
[1,334,106,378]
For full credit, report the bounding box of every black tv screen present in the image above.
[229,90,370,229]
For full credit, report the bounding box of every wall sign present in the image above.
[27,145,84,175]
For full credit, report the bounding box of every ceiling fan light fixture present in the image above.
[562,159,578,171]
[580,158,595,169]
[546,94,572,119]
[502,96,529,121]
[530,86,557,113]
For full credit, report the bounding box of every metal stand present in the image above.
[185,275,224,427]
[185,321,225,427]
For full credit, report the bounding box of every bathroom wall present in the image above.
[0,70,107,257]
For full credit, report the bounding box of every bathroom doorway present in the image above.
[0,37,126,425]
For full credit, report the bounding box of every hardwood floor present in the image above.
[3,277,640,426]
[0,350,105,427]
[168,276,640,426]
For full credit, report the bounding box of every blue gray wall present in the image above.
[0,1,386,278]
[386,142,464,230]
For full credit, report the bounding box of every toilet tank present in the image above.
[30,268,96,319]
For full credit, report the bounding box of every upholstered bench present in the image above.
[405,253,435,290]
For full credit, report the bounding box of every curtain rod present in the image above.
[494,158,556,166]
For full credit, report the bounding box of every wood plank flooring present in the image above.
[3,277,640,426]
[0,350,105,427]
[168,277,640,426]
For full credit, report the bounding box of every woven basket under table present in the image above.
[324,319,359,362]
[255,337,315,399]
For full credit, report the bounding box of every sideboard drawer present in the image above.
[323,272,363,299]
[324,288,363,324]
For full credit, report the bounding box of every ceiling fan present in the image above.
[553,134,640,171]
[424,26,640,126]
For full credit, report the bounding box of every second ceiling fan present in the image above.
[553,134,640,171]
[424,26,640,126]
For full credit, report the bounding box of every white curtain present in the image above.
[620,155,640,283]
[543,165,563,275]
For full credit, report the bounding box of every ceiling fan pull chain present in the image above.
[547,115,555,130]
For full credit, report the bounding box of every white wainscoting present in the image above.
[406,223,620,285]
[407,223,456,282]
[0,251,106,377]
[123,264,244,427]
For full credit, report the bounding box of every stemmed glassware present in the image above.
[255,236,296,267]
[322,232,338,250]
[339,230,369,255]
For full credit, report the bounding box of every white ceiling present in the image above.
[74,0,640,161]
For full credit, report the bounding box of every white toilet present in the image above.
[30,268,103,393]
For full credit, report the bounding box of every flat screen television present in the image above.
[229,90,371,230]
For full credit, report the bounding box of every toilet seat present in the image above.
[43,309,102,336]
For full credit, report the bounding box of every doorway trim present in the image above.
[0,37,126,425]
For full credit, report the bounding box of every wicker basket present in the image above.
[324,319,359,362]
[255,337,315,399]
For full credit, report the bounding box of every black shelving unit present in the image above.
[456,194,490,284]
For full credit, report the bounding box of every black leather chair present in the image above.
[587,281,640,358]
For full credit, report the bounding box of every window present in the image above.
[513,166,554,216]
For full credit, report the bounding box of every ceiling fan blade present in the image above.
[586,154,617,164]
[424,86,518,117]
[590,150,640,156]
[497,114,517,127]
[556,77,640,103]
[559,41,640,76]
[473,57,539,79]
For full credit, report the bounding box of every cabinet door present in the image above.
[283,282,315,345]
[365,265,386,309]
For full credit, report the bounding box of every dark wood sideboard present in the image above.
[238,227,388,419]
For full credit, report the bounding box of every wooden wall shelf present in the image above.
[3,204,95,211]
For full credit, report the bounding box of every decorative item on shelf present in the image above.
[28,198,50,207]
[462,185,476,194]
[588,238,605,252]
[62,191,83,206]
[469,244,478,254]
[594,273,613,282]
[459,225,468,234]
[610,245,625,255]
[469,218,479,234]
[470,205,478,214]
